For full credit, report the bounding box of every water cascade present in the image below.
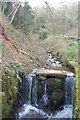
[32,76,38,106]
[64,76,75,106]
[26,74,33,104]
[15,54,75,119]
[41,80,49,107]
[52,74,75,119]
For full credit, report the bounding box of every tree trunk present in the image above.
[7,8,15,18]
[10,3,20,24]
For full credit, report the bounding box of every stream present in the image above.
[15,54,75,119]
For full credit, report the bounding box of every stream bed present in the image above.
[14,54,75,119]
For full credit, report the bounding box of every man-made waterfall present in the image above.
[26,74,32,104]
[64,76,75,105]
[18,74,48,119]
[32,76,38,106]
[16,54,75,119]
[41,80,49,107]
[51,74,75,119]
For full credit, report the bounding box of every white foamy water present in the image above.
[67,72,75,77]
[47,54,62,67]
[19,104,47,118]
[52,105,73,119]
[19,105,73,119]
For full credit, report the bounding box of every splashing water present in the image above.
[19,104,48,119]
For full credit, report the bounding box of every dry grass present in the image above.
[41,35,67,58]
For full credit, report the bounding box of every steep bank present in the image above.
[0,12,47,118]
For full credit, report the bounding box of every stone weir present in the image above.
[35,68,70,78]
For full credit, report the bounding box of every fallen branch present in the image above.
[18,49,29,56]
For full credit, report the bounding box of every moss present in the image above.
[2,62,29,118]
[50,89,63,107]
[55,78,62,85]
[39,76,46,81]
[53,100,57,105]
[39,28,49,40]
[68,61,79,119]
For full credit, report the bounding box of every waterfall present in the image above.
[41,80,49,107]
[25,74,38,106]
[64,76,75,106]
[44,80,47,95]
[16,54,75,119]
[32,77,38,106]
[26,74,32,104]
[51,75,75,119]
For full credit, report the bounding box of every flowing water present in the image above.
[50,75,75,119]
[48,54,62,67]
[26,74,32,104]
[41,80,49,107]
[15,54,75,119]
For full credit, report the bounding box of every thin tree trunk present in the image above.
[10,3,20,24]
[7,8,15,18]
[44,0,56,33]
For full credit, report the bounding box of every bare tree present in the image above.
[44,0,56,33]
[10,2,21,24]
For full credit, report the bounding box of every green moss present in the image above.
[55,78,62,85]
[62,41,78,62]
[53,100,57,105]
[39,76,46,80]
[68,61,79,119]
[39,28,49,40]
[2,62,29,118]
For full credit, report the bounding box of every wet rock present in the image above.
[37,80,44,101]
[47,78,55,95]
[50,89,63,109]
[47,78,63,96]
